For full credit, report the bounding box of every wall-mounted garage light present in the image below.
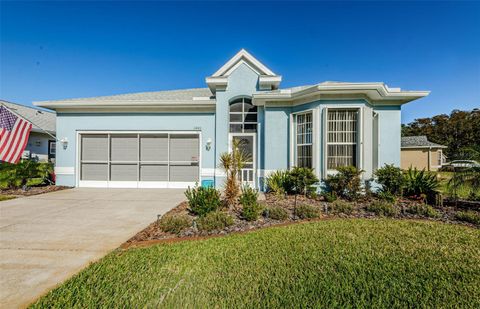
[60,138,68,150]
[206,138,212,151]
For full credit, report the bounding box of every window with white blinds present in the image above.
[327,110,358,170]
[80,133,199,183]
[295,112,313,168]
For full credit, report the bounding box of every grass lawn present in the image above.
[437,171,473,199]
[31,219,480,308]
[0,194,15,201]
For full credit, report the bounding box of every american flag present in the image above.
[0,105,33,164]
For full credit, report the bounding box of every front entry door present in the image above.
[230,134,256,188]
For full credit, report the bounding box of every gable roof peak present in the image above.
[211,49,278,77]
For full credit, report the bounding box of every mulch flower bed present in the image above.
[125,193,479,247]
[0,185,70,197]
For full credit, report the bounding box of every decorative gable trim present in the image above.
[212,49,277,77]
[206,49,282,93]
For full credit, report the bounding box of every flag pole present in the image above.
[1,102,58,141]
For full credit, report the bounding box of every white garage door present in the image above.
[78,132,200,188]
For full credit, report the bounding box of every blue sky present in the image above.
[1,1,478,124]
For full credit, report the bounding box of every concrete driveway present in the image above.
[0,188,185,308]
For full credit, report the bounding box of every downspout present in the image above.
[428,146,432,171]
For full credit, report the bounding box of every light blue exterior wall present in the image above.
[55,113,215,187]
[214,63,260,187]
[374,105,402,167]
[264,106,291,171]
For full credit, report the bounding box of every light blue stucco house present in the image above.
[35,50,429,190]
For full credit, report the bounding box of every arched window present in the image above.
[229,97,257,133]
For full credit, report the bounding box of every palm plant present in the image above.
[447,166,480,201]
[265,170,292,197]
[219,138,250,207]
[403,167,439,201]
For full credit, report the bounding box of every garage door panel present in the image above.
[81,135,108,161]
[81,163,108,181]
[170,163,199,182]
[140,135,168,162]
[140,164,168,181]
[110,164,138,181]
[110,135,138,162]
[170,134,199,162]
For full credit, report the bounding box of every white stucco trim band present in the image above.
[55,166,75,175]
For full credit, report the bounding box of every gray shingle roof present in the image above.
[39,88,214,104]
[1,100,56,134]
[401,136,446,148]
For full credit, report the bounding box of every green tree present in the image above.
[402,109,480,160]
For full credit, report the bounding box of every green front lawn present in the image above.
[32,219,480,308]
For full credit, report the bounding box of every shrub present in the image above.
[240,186,262,221]
[322,191,337,202]
[366,201,398,217]
[403,167,439,200]
[185,185,221,217]
[197,211,234,231]
[455,211,480,225]
[289,167,319,195]
[158,215,191,235]
[265,170,293,196]
[296,204,320,219]
[264,207,289,220]
[406,204,440,218]
[328,200,354,215]
[375,164,404,196]
[325,166,363,201]
[376,191,397,203]
[0,161,54,189]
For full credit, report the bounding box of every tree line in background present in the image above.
[402,109,480,161]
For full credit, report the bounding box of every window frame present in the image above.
[228,97,258,133]
[293,111,314,169]
[325,108,361,172]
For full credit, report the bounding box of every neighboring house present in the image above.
[401,136,447,171]
[0,100,56,163]
[35,49,429,189]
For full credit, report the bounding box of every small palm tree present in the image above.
[447,166,480,201]
[219,138,251,208]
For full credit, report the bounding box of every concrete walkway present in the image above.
[0,188,185,308]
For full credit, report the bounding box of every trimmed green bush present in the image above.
[322,191,337,202]
[366,201,398,217]
[289,167,319,195]
[197,211,234,231]
[455,211,480,225]
[158,215,192,235]
[325,166,363,201]
[185,185,221,217]
[377,190,397,203]
[240,186,262,221]
[296,204,320,219]
[265,207,288,221]
[406,204,441,218]
[375,164,404,196]
[0,161,53,189]
[265,170,293,196]
[328,200,354,215]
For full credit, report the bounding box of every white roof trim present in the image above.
[253,82,430,106]
[211,49,277,77]
[34,99,215,110]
